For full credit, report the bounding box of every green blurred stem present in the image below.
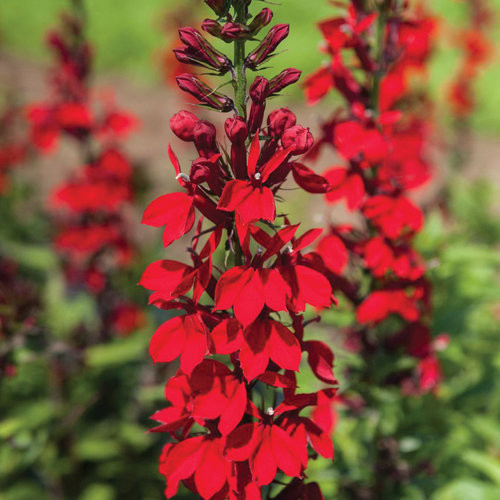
[232,3,247,118]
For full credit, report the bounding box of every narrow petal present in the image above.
[149,316,185,364]
[268,320,301,372]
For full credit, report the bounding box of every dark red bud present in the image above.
[193,120,218,158]
[204,0,227,16]
[269,68,302,95]
[248,78,269,135]
[267,108,297,138]
[246,24,290,70]
[170,110,199,142]
[177,27,231,73]
[190,158,213,184]
[221,22,252,40]
[201,19,223,38]
[249,77,270,103]
[225,115,248,143]
[176,74,234,112]
[281,125,314,155]
[249,8,274,35]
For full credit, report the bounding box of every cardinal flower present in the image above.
[217,134,292,224]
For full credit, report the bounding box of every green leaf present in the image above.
[432,479,500,500]
[463,450,500,486]
[79,483,115,500]
[86,334,148,367]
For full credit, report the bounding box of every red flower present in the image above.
[218,134,292,224]
[356,289,422,324]
[363,195,423,240]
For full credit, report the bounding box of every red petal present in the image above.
[195,439,228,499]
[237,186,275,224]
[268,320,301,372]
[225,423,261,462]
[211,319,243,355]
[139,260,193,296]
[247,133,261,177]
[180,314,208,374]
[260,269,289,312]
[316,235,348,274]
[252,428,277,486]
[295,265,332,309]
[270,425,303,478]
[260,146,293,182]
[293,228,324,253]
[292,162,331,193]
[219,382,247,435]
[303,340,336,384]
[149,316,185,364]
[214,266,253,311]
[218,180,254,212]
[233,270,265,326]
[305,419,334,459]
[142,192,195,247]
[240,322,270,380]
[160,436,204,495]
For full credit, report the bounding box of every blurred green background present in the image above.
[1,0,500,131]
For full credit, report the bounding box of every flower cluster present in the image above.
[448,0,493,117]
[26,4,144,337]
[305,1,444,397]
[141,0,339,497]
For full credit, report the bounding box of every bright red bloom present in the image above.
[356,288,423,324]
[218,134,292,224]
[363,195,423,240]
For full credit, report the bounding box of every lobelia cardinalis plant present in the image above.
[26,0,145,337]
[140,0,339,498]
[304,0,447,496]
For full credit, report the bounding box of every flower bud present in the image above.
[176,74,234,112]
[221,22,252,41]
[268,108,297,138]
[204,0,227,17]
[248,77,270,134]
[176,27,231,74]
[170,110,199,142]
[281,125,314,155]
[225,115,248,144]
[269,68,302,95]
[201,19,223,39]
[190,158,213,184]
[249,8,274,36]
[246,24,290,70]
[193,120,218,158]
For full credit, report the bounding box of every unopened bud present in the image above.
[268,68,302,96]
[176,74,234,112]
[170,110,199,142]
[248,8,274,36]
[268,108,297,138]
[225,115,248,144]
[246,24,290,70]
[281,125,314,155]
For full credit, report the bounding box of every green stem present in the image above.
[231,2,247,266]
[232,3,247,118]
